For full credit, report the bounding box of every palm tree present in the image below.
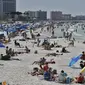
[10,11,22,21]
[24,12,30,21]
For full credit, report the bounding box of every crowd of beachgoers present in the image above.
[0,21,85,85]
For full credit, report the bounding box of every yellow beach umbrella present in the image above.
[80,67,85,75]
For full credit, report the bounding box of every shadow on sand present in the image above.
[71,66,81,69]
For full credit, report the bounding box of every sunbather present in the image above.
[32,57,46,65]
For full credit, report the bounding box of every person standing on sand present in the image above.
[6,46,9,55]
[37,38,40,47]
[52,30,54,37]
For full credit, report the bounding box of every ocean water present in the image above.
[54,23,85,41]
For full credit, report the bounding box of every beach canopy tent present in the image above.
[15,24,22,27]
[69,54,82,67]
[67,28,74,33]
[18,24,29,30]
[6,28,16,33]
[0,31,8,39]
[80,67,85,75]
[0,43,5,48]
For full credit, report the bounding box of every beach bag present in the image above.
[66,77,71,84]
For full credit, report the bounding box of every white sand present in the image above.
[0,27,84,85]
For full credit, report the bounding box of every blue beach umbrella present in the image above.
[0,43,5,48]
[18,24,29,30]
[69,54,82,67]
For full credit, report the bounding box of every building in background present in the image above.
[74,15,85,20]
[62,14,72,20]
[35,10,47,21]
[50,11,63,20]
[0,0,16,19]
[24,10,47,21]
[24,11,36,21]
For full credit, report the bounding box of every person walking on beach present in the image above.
[52,30,54,37]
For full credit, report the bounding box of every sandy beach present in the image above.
[0,25,85,85]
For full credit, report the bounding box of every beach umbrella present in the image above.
[0,43,5,48]
[69,54,82,67]
[80,67,85,75]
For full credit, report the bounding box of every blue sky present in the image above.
[17,0,85,18]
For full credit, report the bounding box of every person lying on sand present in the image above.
[32,57,46,65]
[0,54,11,60]
[28,67,44,76]
[0,54,21,61]
[32,58,55,65]
[11,58,21,61]
[46,53,63,57]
